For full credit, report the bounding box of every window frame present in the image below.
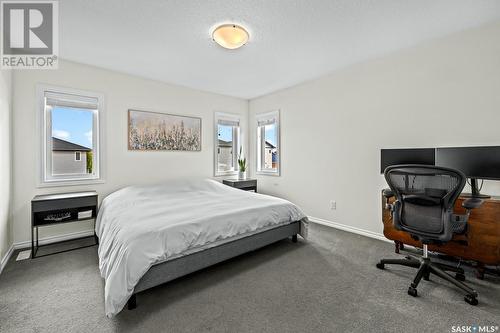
[256,110,281,176]
[214,111,241,177]
[36,84,105,187]
[75,151,81,161]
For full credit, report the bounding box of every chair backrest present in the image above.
[384,164,466,243]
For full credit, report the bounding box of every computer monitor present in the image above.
[380,148,436,174]
[435,146,500,198]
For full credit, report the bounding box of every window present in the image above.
[256,110,280,176]
[38,85,104,186]
[214,112,240,176]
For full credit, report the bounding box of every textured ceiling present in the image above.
[60,0,500,99]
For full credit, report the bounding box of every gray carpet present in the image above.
[1,223,499,333]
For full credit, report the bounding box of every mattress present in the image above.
[95,178,307,317]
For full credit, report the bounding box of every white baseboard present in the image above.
[308,216,392,243]
[13,229,95,250]
[0,244,14,275]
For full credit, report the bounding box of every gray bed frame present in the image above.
[126,221,301,310]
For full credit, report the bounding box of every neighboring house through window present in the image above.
[38,84,104,186]
[214,112,240,176]
[51,137,90,174]
[256,110,280,176]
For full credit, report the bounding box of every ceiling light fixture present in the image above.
[212,24,249,50]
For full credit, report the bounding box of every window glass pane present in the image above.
[217,124,234,172]
[263,123,278,170]
[50,106,94,176]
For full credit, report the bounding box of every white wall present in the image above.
[12,60,248,244]
[0,69,12,264]
[249,21,500,235]
[9,21,500,246]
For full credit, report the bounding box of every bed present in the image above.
[95,179,308,317]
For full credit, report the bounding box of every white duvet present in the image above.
[96,179,307,317]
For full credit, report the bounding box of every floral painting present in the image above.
[128,110,201,151]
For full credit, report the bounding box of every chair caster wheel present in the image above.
[464,295,478,306]
[376,263,384,269]
[455,273,466,281]
[408,287,418,297]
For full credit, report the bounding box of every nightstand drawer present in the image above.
[32,195,97,213]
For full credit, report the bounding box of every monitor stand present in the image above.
[461,178,491,199]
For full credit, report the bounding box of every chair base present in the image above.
[376,255,478,305]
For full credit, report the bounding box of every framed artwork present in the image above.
[128,109,201,151]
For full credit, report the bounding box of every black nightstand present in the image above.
[31,191,98,258]
[222,179,257,192]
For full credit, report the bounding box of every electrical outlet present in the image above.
[330,200,336,210]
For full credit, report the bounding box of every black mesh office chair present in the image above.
[376,165,483,305]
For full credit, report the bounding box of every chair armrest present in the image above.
[383,188,395,210]
[383,188,394,198]
[462,198,484,210]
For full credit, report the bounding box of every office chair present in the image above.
[376,165,482,305]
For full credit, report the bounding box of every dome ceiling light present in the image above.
[212,24,249,50]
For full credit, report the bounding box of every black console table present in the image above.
[31,191,98,258]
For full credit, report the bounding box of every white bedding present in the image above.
[96,179,307,317]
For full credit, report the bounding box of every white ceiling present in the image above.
[60,0,500,99]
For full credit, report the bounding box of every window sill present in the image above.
[256,171,280,177]
[214,171,238,177]
[37,178,105,188]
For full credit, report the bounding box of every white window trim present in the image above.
[75,151,81,161]
[214,111,241,177]
[256,110,281,176]
[36,84,106,188]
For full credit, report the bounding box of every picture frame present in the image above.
[128,109,202,151]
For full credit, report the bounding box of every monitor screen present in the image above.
[380,148,435,174]
[435,146,500,180]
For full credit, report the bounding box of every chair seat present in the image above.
[410,218,467,243]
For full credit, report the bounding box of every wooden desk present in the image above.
[382,192,500,278]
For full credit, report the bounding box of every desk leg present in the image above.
[476,263,485,280]
[36,227,39,248]
[394,241,401,254]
